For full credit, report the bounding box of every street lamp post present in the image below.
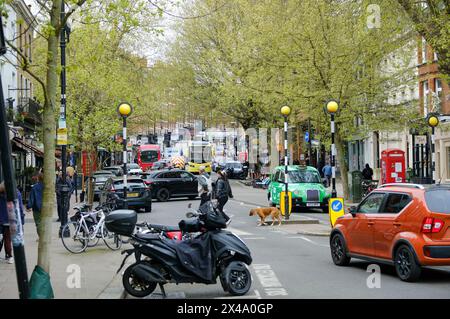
[281,106,291,220]
[117,102,133,209]
[59,0,71,237]
[325,100,339,198]
[427,113,439,184]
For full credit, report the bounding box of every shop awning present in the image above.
[12,137,44,158]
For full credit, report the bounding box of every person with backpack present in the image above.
[215,170,233,213]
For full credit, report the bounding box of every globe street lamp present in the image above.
[325,100,339,198]
[117,102,133,208]
[281,105,291,220]
[426,113,439,184]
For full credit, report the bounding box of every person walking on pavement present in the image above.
[26,172,43,240]
[322,163,332,187]
[198,166,211,207]
[215,170,233,213]
[362,163,374,181]
[0,182,25,264]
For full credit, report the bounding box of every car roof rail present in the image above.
[379,183,424,190]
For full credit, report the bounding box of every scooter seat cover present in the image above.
[172,232,213,282]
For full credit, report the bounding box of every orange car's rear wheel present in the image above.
[394,245,421,282]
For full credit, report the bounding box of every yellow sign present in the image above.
[280,191,292,216]
[329,197,345,227]
[57,128,68,146]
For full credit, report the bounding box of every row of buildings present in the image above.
[0,1,43,198]
[346,37,450,184]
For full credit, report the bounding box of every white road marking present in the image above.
[227,227,253,236]
[294,236,330,248]
[252,264,288,296]
[244,237,266,240]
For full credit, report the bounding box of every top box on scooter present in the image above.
[105,210,137,236]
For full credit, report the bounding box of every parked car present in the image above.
[100,177,152,212]
[93,175,111,201]
[141,169,198,202]
[330,183,450,282]
[102,166,124,177]
[127,163,143,175]
[267,165,330,213]
[222,161,246,179]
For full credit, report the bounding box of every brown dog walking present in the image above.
[249,207,282,226]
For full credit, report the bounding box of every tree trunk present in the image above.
[37,0,61,273]
[335,131,350,201]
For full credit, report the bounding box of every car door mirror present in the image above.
[348,206,357,217]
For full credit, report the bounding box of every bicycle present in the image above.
[61,205,122,254]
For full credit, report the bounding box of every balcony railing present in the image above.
[17,98,42,124]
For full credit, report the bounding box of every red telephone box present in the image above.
[381,149,406,184]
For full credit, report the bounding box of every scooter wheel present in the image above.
[122,264,157,298]
[222,261,252,296]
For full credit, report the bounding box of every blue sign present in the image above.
[304,132,309,142]
[331,199,343,212]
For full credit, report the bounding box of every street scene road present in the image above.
[121,180,450,299]
[0,0,449,301]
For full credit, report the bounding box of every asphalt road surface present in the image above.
[130,180,450,299]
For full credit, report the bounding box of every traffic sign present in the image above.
[304,132,309,142]
[328,197,345,227]
[57,128,68,145]
[280,191,292,216]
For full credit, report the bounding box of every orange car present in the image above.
[330,183,450,282]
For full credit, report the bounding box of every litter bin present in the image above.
[351,171,363,203]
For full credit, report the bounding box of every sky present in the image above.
[24,0,184,65]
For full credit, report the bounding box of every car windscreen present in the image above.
[141,150,159,163]
[287,170,321,183]
[425,189,450,213]
[113,180,146,189]
[128,164,140,169]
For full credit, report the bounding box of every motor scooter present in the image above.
[106,202,252,298]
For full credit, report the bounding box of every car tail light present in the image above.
[422,217,444,233]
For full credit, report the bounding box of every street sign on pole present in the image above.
[328,197,345,227]
[57,128,68,145]
[304,132,309,142]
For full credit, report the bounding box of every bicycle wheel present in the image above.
[61,221,89,254]
[101,224,122,250]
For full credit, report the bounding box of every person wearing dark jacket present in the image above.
[0,182,25,264]
[362,164,374,180]
[215,170,233,212]
[26,173,43,238]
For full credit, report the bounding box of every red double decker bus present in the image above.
[137,144,161,171]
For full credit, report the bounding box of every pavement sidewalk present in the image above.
[0,196,124,299]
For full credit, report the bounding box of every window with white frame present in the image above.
[421,37,427,64]
[434,78,443,111]
[422,80,429,115]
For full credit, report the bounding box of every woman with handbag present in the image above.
[215,170,233,213]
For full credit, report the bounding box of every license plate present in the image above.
[306,202,320,207]
[127,193,139,198]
